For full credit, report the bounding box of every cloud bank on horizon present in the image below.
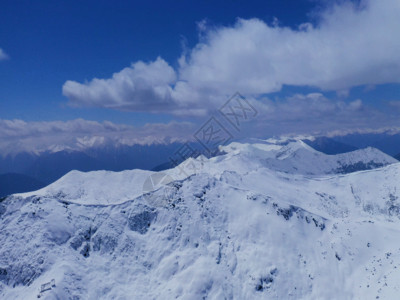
[0,119,196,156]
[63,0,400,116]
[2,92,400,155]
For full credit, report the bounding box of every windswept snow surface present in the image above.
[1,139,400,299]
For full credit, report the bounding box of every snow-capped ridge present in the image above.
[18,140,398,206]
[18,169,154,205]
[2,139,400,299]
[220,139,397,175]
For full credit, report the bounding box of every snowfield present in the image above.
[1,139,400,299]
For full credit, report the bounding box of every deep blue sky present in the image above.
[0,0,319,125]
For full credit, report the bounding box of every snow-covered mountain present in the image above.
[1,139,400,299]
[220,139,397,175]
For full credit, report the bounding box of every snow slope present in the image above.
[1,139,400,299]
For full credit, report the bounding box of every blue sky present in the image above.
[0,0,315,124]
[0,0,400,153]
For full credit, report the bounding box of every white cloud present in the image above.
[179,0,400,94]
[0,48,8,60]
[62,0,400,116]
[63,57,178,112]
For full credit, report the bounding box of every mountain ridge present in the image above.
[1,139,400,299]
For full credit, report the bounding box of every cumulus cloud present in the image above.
[0,48,8,60]
[0,119,196,156]
[62,0,400,116]
[63,58,177,111]
[180,0,400,94]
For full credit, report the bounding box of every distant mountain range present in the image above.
[0,173,45,198]
[0,143,191,178]
[1,131,400,197]
[328,131,400,156]
[303,136,359,154]
[0,143,201,197]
